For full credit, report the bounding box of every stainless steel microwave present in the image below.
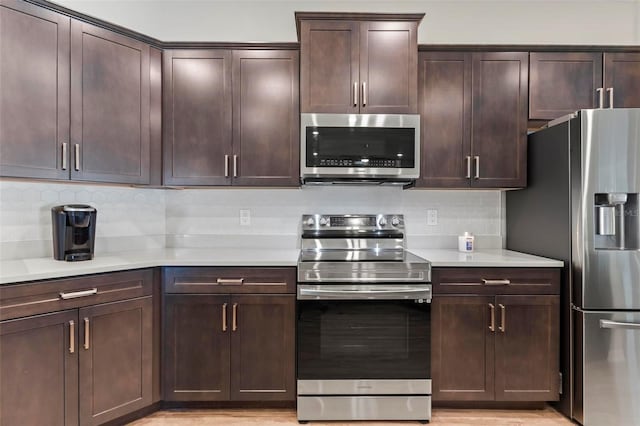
[300,113,420,185]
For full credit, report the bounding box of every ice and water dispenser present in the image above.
[594,193,639,250]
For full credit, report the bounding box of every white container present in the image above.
[458,232,475,252]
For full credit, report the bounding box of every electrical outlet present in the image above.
[239,209,251,226]
[426,209,438,226]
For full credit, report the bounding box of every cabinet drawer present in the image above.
[163,267,296,294]
[432,268,560,295]
[0,269,153,321]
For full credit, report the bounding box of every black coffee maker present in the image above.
[51,205,97,261]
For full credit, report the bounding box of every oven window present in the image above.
[297,301,430,380]
[305,127,415,168]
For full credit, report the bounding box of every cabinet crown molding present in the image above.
[295,11,425,40]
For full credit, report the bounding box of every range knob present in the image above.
[378,216,387,227]
[391,216,401,226]
[305,217,315,226]
[319,217,329,226]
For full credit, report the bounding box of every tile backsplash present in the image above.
[165,186,503,250]
[0,180,165,260]
[0,181,503,260]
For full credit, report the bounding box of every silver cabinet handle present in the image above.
[362,82,367,106]
[62,143,68,170]
[489,303,495,332]
[482,279,511,286]
[233,155,238,177]
[232,303,238,331]
[607,88,614,109]
[59,288,98,300]
[353,81,358,107]
[69,320,75,353]
[216,278,244,285]
[222,303,228,332]
[600,319,640,330]
[74,144,80,171]
[224,155,229,177]
[596,88,604,108]
[83,317,90,350]
[465,156,471,179]
[474,156,480,179]
[498,304,506,332]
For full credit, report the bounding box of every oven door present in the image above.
[297,285,430,386]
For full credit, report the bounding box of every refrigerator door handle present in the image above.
[600,319,640,330]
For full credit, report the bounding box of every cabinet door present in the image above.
[70,20,150,184]
[78,297,153,425]
[300,20,359,113]
[529,52,603,120]
[471,52,528,188]
[431,296,495,401]
[0,0,70,180]
[604,52,640,108]
[360,21,418,114]
[417,51,471,188]
[163,295,231,401]
[163,50,232,185]
[232,50,300,186]
[494,295,559,401]
[0,310,78,426]
[230,295,295,400]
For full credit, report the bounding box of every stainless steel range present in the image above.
[296,214,432,423]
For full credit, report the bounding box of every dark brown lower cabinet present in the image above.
[163,295,231,401]
[432,293,559,402]
[0,310,78,426]
[494,295,559,401]
[431,296,494,401]
[79,296,153,425]
[163,294,295,402]
[0,270,155,426]
[230,295,295,401]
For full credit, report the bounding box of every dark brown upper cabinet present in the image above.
[604,52,640,109]
[163,49,299,186]
[71,20,151,184]
[0,0,70,180]
[297,13,422,114]
[417,51,528,189]
[530,51,640,120]
[1,1,155,184]
[163,50,233,186]
[232,50,299,186]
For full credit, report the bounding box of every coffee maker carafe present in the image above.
[51,205,97,261]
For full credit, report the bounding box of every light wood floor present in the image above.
[128,407,573,425]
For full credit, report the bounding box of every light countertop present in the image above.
[0,248,562,285]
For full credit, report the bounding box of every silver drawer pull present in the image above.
[62,143,68,170]
[482,279,510,286]
[216,278,244,285]
[600,319,640,330]
[59,288,98,300]
[69,320,75,353]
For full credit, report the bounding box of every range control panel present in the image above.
[301,214,404,230]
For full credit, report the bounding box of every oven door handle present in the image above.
[297,286,431,301]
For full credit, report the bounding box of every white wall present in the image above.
[55,0,640,45]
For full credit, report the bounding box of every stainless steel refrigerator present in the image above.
[507,109,640,425]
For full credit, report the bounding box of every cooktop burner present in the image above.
[297,214,431,283]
